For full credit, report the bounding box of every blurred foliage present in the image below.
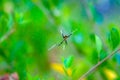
[0,0,120,80]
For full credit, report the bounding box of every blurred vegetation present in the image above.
[0,0,120,80]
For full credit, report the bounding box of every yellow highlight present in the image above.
[67,68,72,76]
[104,68,117,80]
[50,63,72,76]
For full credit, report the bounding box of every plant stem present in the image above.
[79,46,120,80]
[0,28,15,43]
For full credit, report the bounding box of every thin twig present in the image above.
[0,28,15,43]
[79,46,120,80]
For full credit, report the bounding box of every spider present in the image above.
[58,32,72,46]
[48,29,77,51]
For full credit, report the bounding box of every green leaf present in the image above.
[108,28,119,49]
[95,35,102,53]
[64,55,74,68]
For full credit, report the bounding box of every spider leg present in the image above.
[48,44,57,51]
[58,40,64,46]
[60,29,65,38]
[72,29,78,34]
[68,33,72,37]
[65,40,68,45]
